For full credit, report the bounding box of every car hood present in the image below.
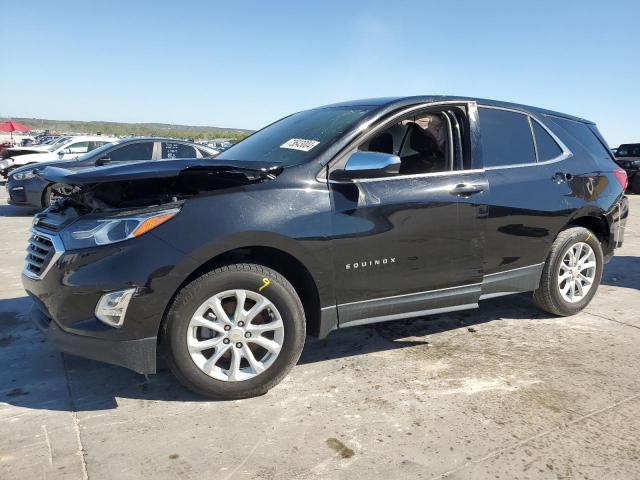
[40,158,284,214]
[11,158,82,175]
[12,152,59,164]
[40,158,282,185]
[7,146,50,152]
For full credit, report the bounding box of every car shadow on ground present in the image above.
[0,293,557,412]
[0,203,37,217]
[601,255,640,291]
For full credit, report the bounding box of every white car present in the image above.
[1,136,117,177]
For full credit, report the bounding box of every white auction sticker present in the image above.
[280,138,320,152]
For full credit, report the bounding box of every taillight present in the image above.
[613,167,628,190]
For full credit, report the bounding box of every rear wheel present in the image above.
[630,174,640,194]
[164,263,306,399]
[533,227,603,316]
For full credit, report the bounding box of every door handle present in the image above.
[450,183,484,196]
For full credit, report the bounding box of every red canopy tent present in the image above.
[0,119,31,144]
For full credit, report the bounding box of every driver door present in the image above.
[328,104,487,327]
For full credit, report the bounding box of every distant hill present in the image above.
[1,117,253,141]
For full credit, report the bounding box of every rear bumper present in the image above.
[30,305,157,374]
[603,196,628,263]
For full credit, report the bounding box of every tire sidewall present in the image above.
[549,228,603,314]
[166,266,305,398]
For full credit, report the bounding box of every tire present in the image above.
[533,226,603,316]
[43,183,72,208]
[630,174,640,195]
[164,263,306,399]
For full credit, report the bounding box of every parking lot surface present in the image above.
[0,187,638,480]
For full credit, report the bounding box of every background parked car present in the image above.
[615,143,640,193]
[0,136,114,177]
[6,137,219,208]
[1,135,71,160]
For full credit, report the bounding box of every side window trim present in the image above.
[527,117,540,163]
[478,104,573,171]
[440,111,455,171]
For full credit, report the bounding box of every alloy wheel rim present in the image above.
[557,242,597,303]
[186,289,284,382]
[49,185,73,204]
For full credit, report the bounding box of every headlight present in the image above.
[11,170,37,181]
[60,207,180,250]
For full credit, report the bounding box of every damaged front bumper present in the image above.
[29,305,157,374]
[22,225,199,374]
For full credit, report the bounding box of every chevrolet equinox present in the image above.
[23,96,629,399]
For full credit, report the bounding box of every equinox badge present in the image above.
[345,258,396,270]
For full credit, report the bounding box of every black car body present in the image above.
[6,137,218,208]
[614,143,640,193]
[22,96,629,398]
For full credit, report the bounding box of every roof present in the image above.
[320,96,593,124]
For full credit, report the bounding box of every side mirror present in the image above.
[95,156,111,166]
[57,150,65,157]
[331,151,401,180]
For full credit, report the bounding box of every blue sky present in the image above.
[1,0,638,145]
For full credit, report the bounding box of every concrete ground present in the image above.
[0,186,638,480]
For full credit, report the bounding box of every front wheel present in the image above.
[164,263,306,399]
[43,183,74,208]
[630,174,640,194]
[533,226,603,316]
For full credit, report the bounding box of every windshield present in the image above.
[74,141,117,161]
[46,137,71,151]
[216,106,374,166]
[616,144,640,157]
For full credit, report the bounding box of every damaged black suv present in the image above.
[23,97,629,399]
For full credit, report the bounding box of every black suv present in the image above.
[22,97,629,399]
[6,137,218,208]
[614,143,640,193]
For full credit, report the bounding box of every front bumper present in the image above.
[7,185,28,204]
[22,228,199,374]
[30,305,156,374]
[6,177,47,207]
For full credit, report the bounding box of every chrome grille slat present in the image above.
[30,238,52,250]
[27,250,47,262]
[23,229,62,280]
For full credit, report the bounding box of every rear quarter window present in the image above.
[478,107,536,167]
[163,142,197,159]
[543,116,611,161]
[531,121,563,161]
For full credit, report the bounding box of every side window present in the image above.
[478,108,536,167]
[87,141,108,152]
[360,112,452,175]
[66,142,89,154]
[162,142,197,159]
[531,120,563,161]
[108,142,154,162]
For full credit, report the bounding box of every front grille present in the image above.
[24,232,56,278]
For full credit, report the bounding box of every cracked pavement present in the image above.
[1,188,638,480]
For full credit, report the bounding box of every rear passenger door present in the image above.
[479,106,572,294]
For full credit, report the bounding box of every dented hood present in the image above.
[40,158,282,185]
